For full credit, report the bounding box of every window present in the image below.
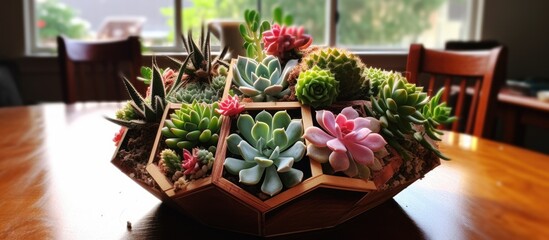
[26,0,481,54]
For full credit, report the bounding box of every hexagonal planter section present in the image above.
[111,124,169,202]
[143,102,245,230]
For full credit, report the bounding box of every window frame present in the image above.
[24,0,484,55]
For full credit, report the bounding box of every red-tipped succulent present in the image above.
[216,95,245,117]
[262,24,312,61]
[181,148,200,175]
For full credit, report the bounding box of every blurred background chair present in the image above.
[57,36,144,103]
[445,40,501,51]
[0,61,23,107]
[405,43,507,139]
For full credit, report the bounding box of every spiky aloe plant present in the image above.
[170,25,229,86]
[365,71,454,160]
[105,58,190,128]
[233,55,297,102]
[301,48,368,101]
[223,110,306,197]
[161,101,222,150]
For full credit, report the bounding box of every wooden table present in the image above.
[1,103,548,239]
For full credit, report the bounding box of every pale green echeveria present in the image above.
[295,65,339,108]
[223,110,306,196]
[233,55,298,102]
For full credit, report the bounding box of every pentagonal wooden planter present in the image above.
[124,64,442,236]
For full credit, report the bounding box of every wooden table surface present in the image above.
[1,103,548,240]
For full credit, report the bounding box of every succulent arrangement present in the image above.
[107,5,455,215]
[224,110,306,196]
[106,26,232,192]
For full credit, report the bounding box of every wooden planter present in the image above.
[115,62,442,236]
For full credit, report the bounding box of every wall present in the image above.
[0,0,25,59]
[482,0,549,79]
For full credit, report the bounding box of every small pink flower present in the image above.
[216,95,244,117]
[113,127,126,146]
[262,24,312,59]
[181,148,200,175]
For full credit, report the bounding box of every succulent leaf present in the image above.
[279,168,303,188]
[261,166,283,196]
[240,165,264,185]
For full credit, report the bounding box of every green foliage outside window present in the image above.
[162,0,445,48]
[36,0,89,43]
[161,0,255,44]
[337,0,445,46]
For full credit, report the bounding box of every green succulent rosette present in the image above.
[295,66,339,108]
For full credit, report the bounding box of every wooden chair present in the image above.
[405,43,507,138]
[57,36,144,103]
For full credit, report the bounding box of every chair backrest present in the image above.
[405,43,507,138]
[57,36,144,103]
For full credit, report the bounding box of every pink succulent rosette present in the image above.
[303,107,387,177]
[181,148,200,175]
[146,68,178,98]
[216,95,244,117]
[262,24,312,59]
